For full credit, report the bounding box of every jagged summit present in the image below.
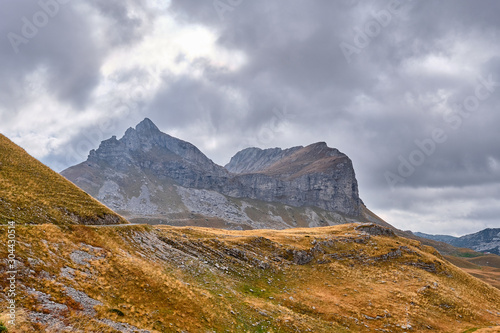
[136,117,160,133]
[122,118,160,141]
[88,118,225,175]
[121,117,162,145]
[62,118,365,226]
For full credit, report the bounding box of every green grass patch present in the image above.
[455,252,484,258]
[462,328,479,333]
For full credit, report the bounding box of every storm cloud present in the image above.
[1,0,499,235]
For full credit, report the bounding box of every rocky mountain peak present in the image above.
[310,141,327,148]
[119,118,162,151]
[64,119,365,220]
[136,117,160,135]
[415,228,500,255]
[227,142,348,180]
[305,142,344,157]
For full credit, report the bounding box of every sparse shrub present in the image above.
[110,308,125,317]
[0,321,7,333]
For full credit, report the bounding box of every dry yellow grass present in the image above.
[444,255,500,290]
[458,267,500,291]
[1,223,499,332]
[0,134,126,226]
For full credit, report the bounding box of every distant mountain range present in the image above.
[61,118,380,229]
[414,229,500,255]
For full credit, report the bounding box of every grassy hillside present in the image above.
[362,207,500,291]
[444,254,500,290]
[0,134,126,225]
[1,223,499,332]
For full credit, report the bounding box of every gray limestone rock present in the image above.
[225,146,303,174]
[62,118,365,226]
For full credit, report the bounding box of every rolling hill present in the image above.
[0,134,126,225]
[1,223,500,332]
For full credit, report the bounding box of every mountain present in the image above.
[61,118,365,229]
[1,130,499,332]
[0,134,125,225]
[413,232,458,244]
[224,142,363,215]
[415,229,500,255]
[451,228,500,255]
[2,222,500,332]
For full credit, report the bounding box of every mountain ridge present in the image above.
[62,118,364,227]
[225,146,304,174]
[415,228,500,255]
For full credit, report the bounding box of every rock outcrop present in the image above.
[62,118,366,227]
[86,118,229,189]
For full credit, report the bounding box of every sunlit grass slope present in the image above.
[0,134,126,225]
[0,223,499,332]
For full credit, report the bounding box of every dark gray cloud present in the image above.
[0,0,499,235]
[0,0,157,111]
[85,0,158,46]
[0,1,102,109]
[164,0,500,234]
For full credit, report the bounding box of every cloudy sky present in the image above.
[1,0,499,236]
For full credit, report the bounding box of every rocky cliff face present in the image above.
[86,118,228,189]
[223,143,363,216]
[62,118,365,227]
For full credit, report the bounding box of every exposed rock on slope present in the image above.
[0,134,125,225]
[62,118,364,227]
[1,223,499,332]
